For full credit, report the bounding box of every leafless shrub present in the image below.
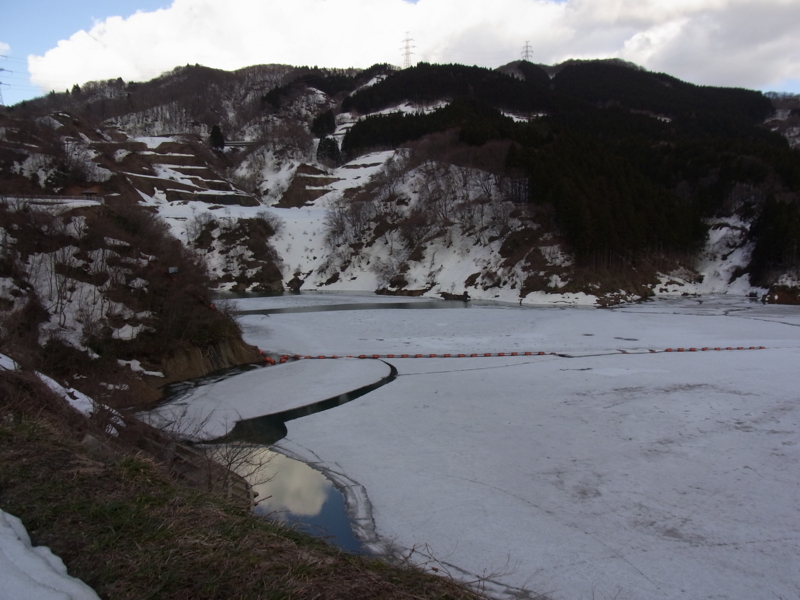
[488,200,515,236]
[255,210,285,237]
[454,197,491,241]
[395,542,543,600]
[372,151,412,199]
[399,207,436,249]
[372,249,410,287]
[418,167,458,224]
[227,166,260,194]
[472,170,497,201]
[323,195,376,248]
[185,210,217,243]
[323,202,349,248]
[149,407,275,499]
[199,442,276,499]
[61,138,112,182]
[74,293,107,343]
[261,121,314,161]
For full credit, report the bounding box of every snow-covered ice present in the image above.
[192,294,800,600]
[147,358,391,440]
[0,353,19,372]
[231,291,433,312]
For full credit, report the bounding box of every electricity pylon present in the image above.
[521,41,533,62]
[401,33,415,69]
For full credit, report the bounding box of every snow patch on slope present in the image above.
[655,215,763,297]
[0,510,101,600]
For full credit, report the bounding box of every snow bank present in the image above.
[117,359,163,378]
[0,509,100,600]
[131,136,180,149]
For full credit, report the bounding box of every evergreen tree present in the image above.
[311,109,337,138]
[209,125,225,150]
[749,198,800,285]
[317,136,341,167]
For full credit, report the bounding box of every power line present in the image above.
[0,68,10,106]
[521,41,533,62]
[401,32,415,69]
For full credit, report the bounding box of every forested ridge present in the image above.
[337,60,800,275]
[4,57,799,289]
[342,62,558,115]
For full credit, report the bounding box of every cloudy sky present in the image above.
[2,0,799,106]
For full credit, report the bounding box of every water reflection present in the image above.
[252,449,329,516]
[230,446,365,553]
[214,360,398,446]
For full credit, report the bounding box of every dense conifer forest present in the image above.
[338,61,800,271]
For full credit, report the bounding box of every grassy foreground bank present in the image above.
[0,369,489,600]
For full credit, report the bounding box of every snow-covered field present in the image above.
[165,294,800,600]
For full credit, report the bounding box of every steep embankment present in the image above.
[0,195,261,410]
[0,356,488,600]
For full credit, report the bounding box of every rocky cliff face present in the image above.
[158,338,262,388]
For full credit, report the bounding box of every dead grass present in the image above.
[0,370,489,600]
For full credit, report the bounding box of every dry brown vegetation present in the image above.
[0,368,491,600]
[187,210,285,292]
[0,197,261,411]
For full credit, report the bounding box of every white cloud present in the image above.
[26,0,800,95]
[616,0,800,88]
[621,20,689,66]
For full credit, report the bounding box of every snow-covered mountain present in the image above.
[2,60,799,309]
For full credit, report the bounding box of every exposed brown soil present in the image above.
[158,338,262,388]
[763,285,800,304]
[375,287,430,296]
[275,164,342,208]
